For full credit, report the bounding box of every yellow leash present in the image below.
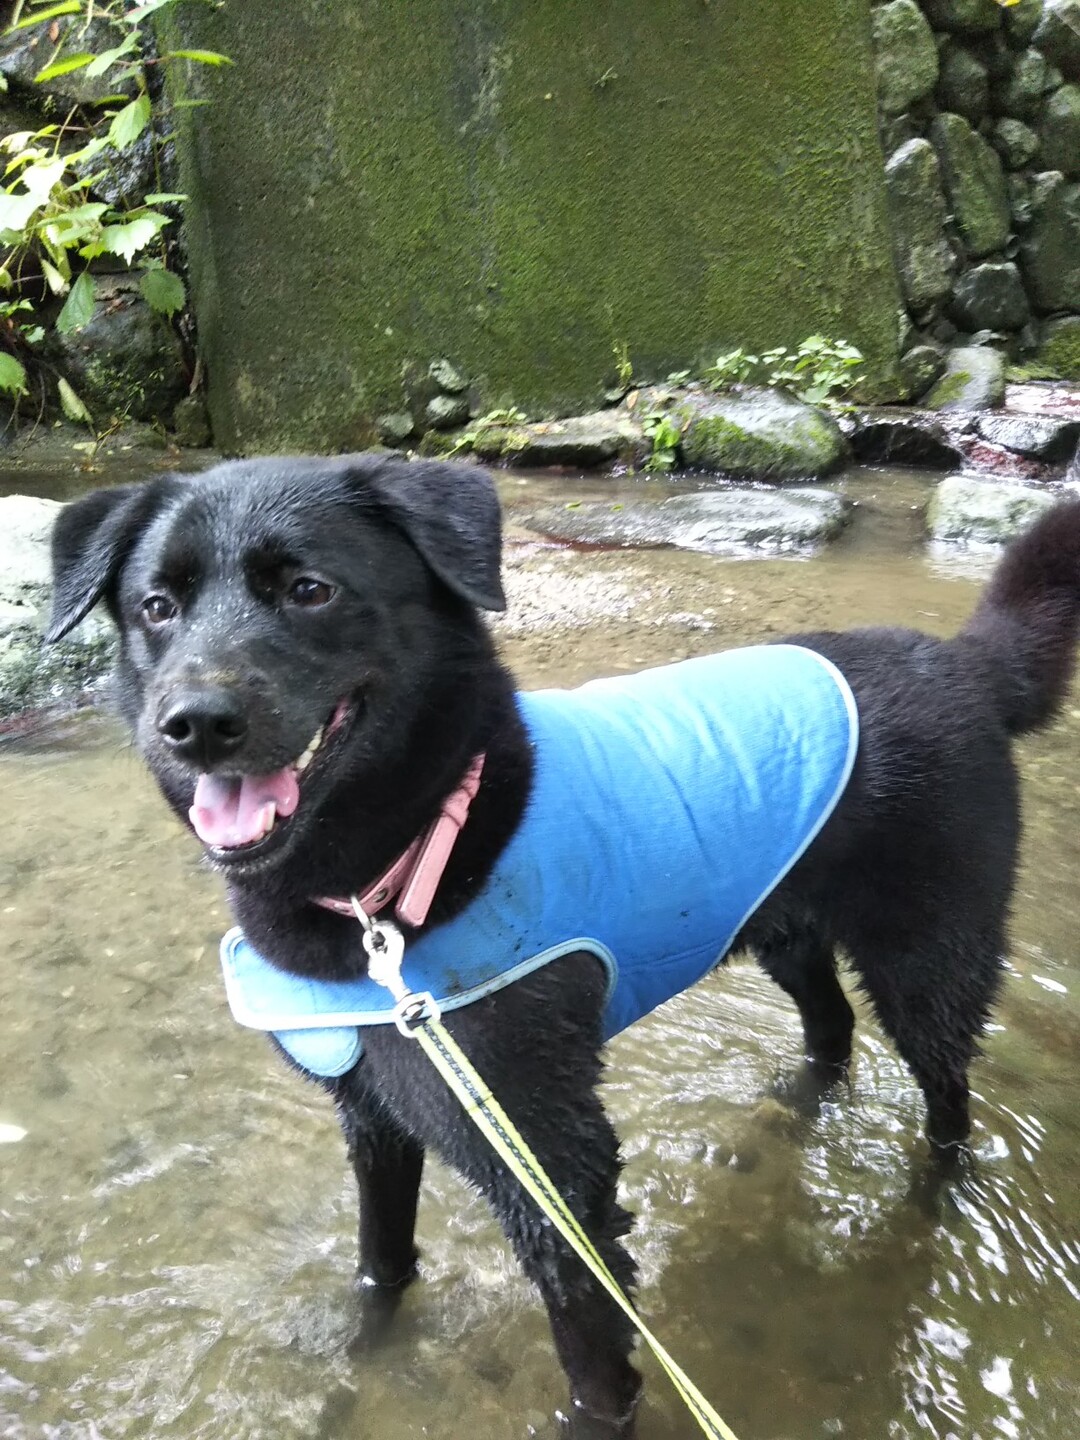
[354,898,740,1440]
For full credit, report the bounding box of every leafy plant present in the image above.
[448,406,529,455]
[705,336,864,405]
[642,410,681,472]
[704,348,759,388]
[0,0,231,409]
[611,338,633,390]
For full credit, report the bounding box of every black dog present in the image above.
[47,456,1080,1436]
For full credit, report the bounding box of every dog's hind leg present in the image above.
[332,1066,425,1340]
[847,929,1005,1157]
[750,923,856,1090]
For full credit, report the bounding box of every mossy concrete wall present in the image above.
[166,0,902,454]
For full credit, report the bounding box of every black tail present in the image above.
[961,497,1080,736]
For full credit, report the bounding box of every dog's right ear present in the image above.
[47,482,169,642]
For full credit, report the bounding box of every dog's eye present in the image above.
[287,577,336,608]
[142,594,177,626]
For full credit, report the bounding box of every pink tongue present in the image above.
[189,767,300,848]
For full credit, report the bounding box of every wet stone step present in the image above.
[521,488,853,555]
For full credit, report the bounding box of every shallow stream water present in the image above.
[2,465,1079,1439]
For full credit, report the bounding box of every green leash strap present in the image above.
[357,903,740,1440]
[410,1014,740,1439]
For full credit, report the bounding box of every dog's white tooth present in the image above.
[296,749,312,773]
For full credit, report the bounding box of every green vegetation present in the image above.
[705,335,865,405]
[642,410,681,472]
[0,0,230,408]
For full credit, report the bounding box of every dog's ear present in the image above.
[359,457,506,612]
[46,482,170,642]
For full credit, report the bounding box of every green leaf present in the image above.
[5,2,83,31]
[34,52,95,83]
[57,376,92,425]
[56,270,95,333]
[85,34,139,78]
[107,94,151,151]
[126,0,179,20]
[21,156,66,201]
[0,353,27,397]
[165,49,234,66]
[143,192,188,205]
[140,266,185,317]
[0,190,43,232]
[40,257,66,293]
[99,211,168,262]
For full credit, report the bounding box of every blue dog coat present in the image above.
[219,644,859,1077]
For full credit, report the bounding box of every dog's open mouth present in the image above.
[188,697,355,854]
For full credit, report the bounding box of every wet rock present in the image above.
[925,344,1007,409]
[52,273,187,424]
[1039,84,1080,175]
[872,0,940,115]
[429,358,468,394]
[843,407,962,466]
[949,261,1030,330]
[1020,176,1080,309]
[1033,0,1080,80]
[674,388,848,481]
[0,15,137,107]
[1007,171,1035,224]
[992,117,1041,169]
[885,139,957,311]
[975,410,1080,458]
[1005,0,1047,48]
[423,393,470,430]
[376,411,415,445]
[1037,314,1080,376]
[996,46,1051,117]
[0,496,115,720]
[899,343,949,400]
[922,0,1003,34]
[937,43,990,120]
[73,132,155,210]
[928,473,1059,542]
[931,112,1011,258]
[522,488,852,555]
[474,411,645,467]
[171,394,211,448]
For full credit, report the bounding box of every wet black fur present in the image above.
[48,457,1080,1436]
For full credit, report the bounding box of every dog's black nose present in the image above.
[157,688,249,767]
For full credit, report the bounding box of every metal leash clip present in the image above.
[349,895,442,1037]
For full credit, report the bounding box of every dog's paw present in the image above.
[768,1058,850,1116]
[346,1268,417,1356]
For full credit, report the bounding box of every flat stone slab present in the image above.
[522,487,853,555]
[0,495,115,720]
[974,412,1080,461]
[927,474,1059,544]
[471,411,645,467]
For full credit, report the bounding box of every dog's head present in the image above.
[47,454,505,876]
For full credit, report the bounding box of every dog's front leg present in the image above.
[330,1065,424,1343]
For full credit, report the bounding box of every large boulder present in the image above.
[922,0,1003,35]
[0,496,115,720]
[52,273,187,425]
[522,488,852,555]
[1020,176,1080,309]
[673,388,848,481]
[924,344,1006,409]
[885,139,957,312]
[1039,84,1080,176]
[1037,314,1080,376]
[937,43,990,121]
[872,0,940,115]
[1033,0,1080,80]
[0,15,137,107]
[931,112,1011,259]
[948,261,1030,330]
[928,474,1059,542]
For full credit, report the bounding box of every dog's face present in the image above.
[47,455,505,877]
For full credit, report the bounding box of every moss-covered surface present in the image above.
[1038,318,1080,380]
[163,0,902,454]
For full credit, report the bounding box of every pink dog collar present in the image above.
[313,754,485,928]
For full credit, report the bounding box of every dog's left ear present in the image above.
[359,457,506,612]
